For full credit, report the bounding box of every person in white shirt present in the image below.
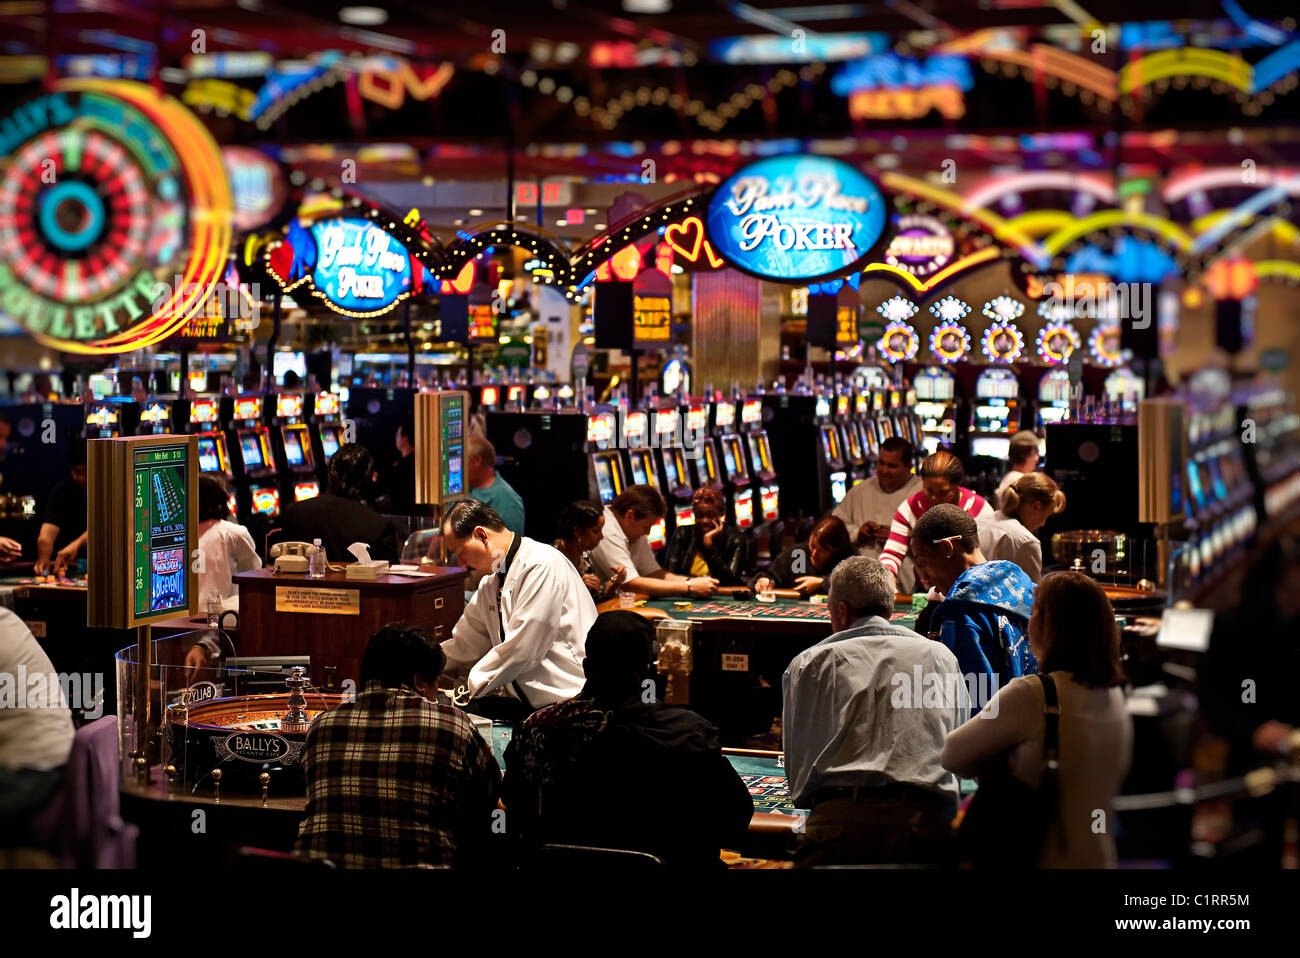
[0,608,74,841]
[440,498,596,720]
[782,556,967,867]
[832,437,923,593]
[588,485,718,599]
[197,474,261,603]
[993,430,1042,510]
[977,472,1067,583]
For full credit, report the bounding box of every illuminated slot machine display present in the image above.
[312,392,343,468]
[85,400,122,439]
[1104,367,1145,416]
[137,399,176,436]
[852,391,878,460]
[188,398,234,512]
[655,405,693,529]
[586,410,627,505]
[870,389,893,447]
[478,385,503,412]
[968,368,1021,460]
[623,410,667,550]
[1037,369,1072,429]
[1184,406,1257,586]
[835,393,867,487]
[504,384,528,411]
[684,403,722,492]
[716,408,754,531]
[738,398,779,524]
[230,395,279,519]
[913,366,957,455]
[272,393,319,502]
[813,394,848,510]
[555,384,576,408]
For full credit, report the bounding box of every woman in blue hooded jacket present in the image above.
[910,504,1036,715]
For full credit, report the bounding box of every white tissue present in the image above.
[348,542,374,565]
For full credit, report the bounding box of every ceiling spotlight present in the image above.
[622,0,671,11]
[338,6,388,26]
[469,209,483,216]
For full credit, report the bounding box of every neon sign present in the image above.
[634,294,672,342]
[877,294,918,323]
[982,321,1025,364]
[1088,322,1126,367]
[833,54,972,120]
[0,80,232,354]
[929,295,970,322]
[307,217,413,317]
[878,322,919,363]
[1037,321,1081,365]
[705,155,887,283]
[982,295,1025,322]
[885,214,955,278]
[929,322,970,364]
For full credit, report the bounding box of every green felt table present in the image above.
[641,596,922,634]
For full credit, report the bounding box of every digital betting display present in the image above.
[133,445,189,618]
[440,393,465,499]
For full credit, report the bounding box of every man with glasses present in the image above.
[439,498,597,721]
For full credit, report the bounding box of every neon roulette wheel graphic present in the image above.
[0,80,230,354]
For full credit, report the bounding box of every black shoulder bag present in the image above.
[957,673,1062,868]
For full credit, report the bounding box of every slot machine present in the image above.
[85,399,135,438]
[814,393,849,510]
[714,400,755,532]
[1037,369,1072,430]
[684,401,723,494]
[137,398,184,436]
[654,404,694,532]
[740,397,780,526]
[478,385,503,413]
[622,409,667,550]
[853,390,878,460]
[504,384,528,412]
[586,408,627,506]
[967,367,1022,460]
[913,366,957,455]
[229,394,279,522]
[188,397,236,516]
[272,393,320,503]
[1104,367,1145,416]
[312,391,344,471]
[835,392,868,487]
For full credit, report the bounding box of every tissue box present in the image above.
[345,561,390,580]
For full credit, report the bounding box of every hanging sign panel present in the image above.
[308,217,413,317]
[705,154,888,284]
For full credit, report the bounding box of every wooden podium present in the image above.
[234,566,468,685]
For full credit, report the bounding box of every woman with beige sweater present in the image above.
[941,572,1132,868]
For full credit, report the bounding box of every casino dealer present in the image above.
[439,499,597,720]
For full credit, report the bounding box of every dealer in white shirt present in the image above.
[439,498,597,719]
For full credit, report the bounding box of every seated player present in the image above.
[994,431,1041,510]
[501,610,753,868]
[977,472,1066,583]
[554,501,625,603]
[752,515,854,597]
[196,474,261,603]
[782,557,965,867]
[878,450,992,593]
[911,504,1036,713]
[295,623,500,868]
[34,435,87,576]
[832,437,923,591]
[440,499,596,720]
[276,443,399,564]
[589,485,718,599]
[466,433,525,535]
[0,608,75,845]
[387,416,419,516]
[663,486,750,586]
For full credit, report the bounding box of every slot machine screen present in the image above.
[734,490,754,529]
[830,472,848,505]
[700,442,719,481]
[625,411,649,448]
[239,431,265,469]
[227,492,238,517]
[507,385,526,406]
[747,434,771,472]
[648,519,667,550]
[141,402,170,429]
[820,425,841,461]
[131,444,191,618]
[723,437,748,479]
[481,386,500,407]
[594,457,617,502]
[439,394,466,499]
[675,506,695,527]
[872,392,884,413]
[86,402,119,431]
[760,485,779,521]
[1186,461,1205,513]
[715,402,735,430]
[314,393,340,417]
[294,481,320,502]
[283,428,305,466]
[855,394,869,415]
[1208,457,1228,503]
[741,399,761,426]
[587,412,616,447]
[234,397,261,422]
[251,486,280,516]
[197,437,220,473]
[836,395,849,418]
[276,394,304,418]
[273,351,307,382]
[970,437,1011,460]
[320,425,341,461]
[662,450,681,488]
[190,399,218,425]
[686,405,707,434]
[655,408,677,440]
[844,425,862,460]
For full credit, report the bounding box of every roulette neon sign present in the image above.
[928,322,970,364]
[877,321,919,363]
[981,321,1025,363]
[1088,321,1126,367]
[0,80,231,354]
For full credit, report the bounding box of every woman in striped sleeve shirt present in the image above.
[878,450,992,589]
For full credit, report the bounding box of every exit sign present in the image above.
[515,182,573,206]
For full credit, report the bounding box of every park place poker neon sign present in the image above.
[307,217,413,317]
[705,155,887,283]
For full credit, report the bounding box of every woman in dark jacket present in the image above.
[664,487,750,586]
[752,515,854,597]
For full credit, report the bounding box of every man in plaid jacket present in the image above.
[295,624,501,868]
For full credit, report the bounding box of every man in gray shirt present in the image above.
[782,556,967,867]
[832,437,923,593]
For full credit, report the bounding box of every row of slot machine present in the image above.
[583,396,780,553]
[81,392,345,529]
[1181,403,1257,586]
[808,386,925,512]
